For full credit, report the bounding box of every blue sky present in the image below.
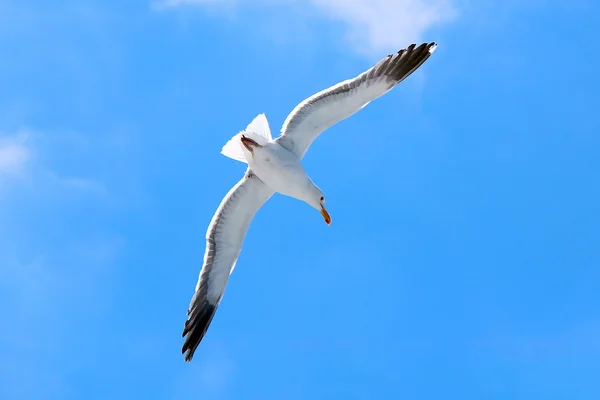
[1,0,599,398]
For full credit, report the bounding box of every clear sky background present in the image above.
[1,0,599,399]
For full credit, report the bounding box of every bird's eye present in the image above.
[320,196,324,201]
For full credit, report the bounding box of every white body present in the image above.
[243,141,315,202]
[221,113,323,207]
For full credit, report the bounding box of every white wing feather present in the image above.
[182,171,273,361]
[276,42,437,158]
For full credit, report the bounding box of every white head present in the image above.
[304,183,331,225]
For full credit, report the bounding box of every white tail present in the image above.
[221,113,273,163]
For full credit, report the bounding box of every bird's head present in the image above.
[306,185,331,225]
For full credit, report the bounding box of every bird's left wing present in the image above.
[182,170,273,361]
[276,42,437,159]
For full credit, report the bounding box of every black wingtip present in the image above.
[386,41,438,84]
[181,302,218,362]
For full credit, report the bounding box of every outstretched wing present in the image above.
[182,170,273,361]
[276,42,437,158]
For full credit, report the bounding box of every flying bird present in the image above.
[182,42,437,361]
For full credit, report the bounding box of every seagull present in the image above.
[181,42,437,361]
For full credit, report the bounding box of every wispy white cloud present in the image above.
[155,0,457,55]
[0,129,111,201]
[0,131,30,176]
[0,128,122,306]
[0,126,128,398]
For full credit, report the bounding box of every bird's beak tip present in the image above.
[320,206,331,225]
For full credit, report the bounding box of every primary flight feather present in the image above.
[182,42,437,361]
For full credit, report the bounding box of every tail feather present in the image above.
[221,113,272,162]
[245,113,272,142]
[220,133,246,162]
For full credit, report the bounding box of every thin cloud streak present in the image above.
[155,0,457,55]
[0,131,30,176]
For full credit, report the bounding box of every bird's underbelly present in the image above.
[248,153,306,199]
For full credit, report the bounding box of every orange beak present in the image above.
[320,205,331,225]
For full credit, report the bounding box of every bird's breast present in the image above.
[248,146,308,199]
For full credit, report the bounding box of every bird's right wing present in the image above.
[276,42,437,159]
[182,170,274,362]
